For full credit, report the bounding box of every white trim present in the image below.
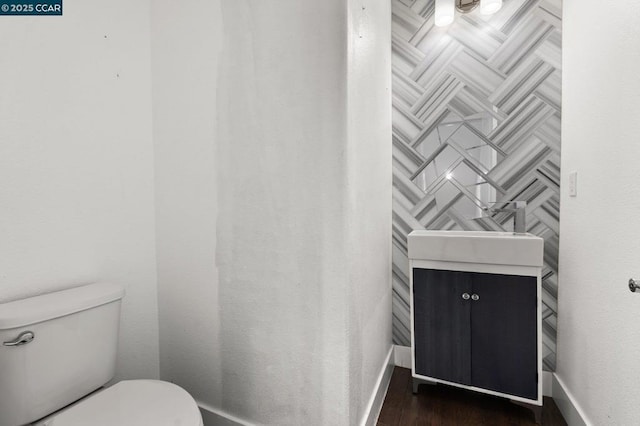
[410,259,541,277]
[542,371,553,397]
[410,261,415,380]
[412,372,541,406]
[360,345,395,426]
[395,345,554,397]
[197,400,255,426]
[536,268,543,403]
[196,348,395,426]
[552,374,591,426]
[393,344,412,369]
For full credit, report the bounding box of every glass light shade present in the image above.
[480,0,502,15]
[434,0,455,27]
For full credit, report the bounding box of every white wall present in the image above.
[0,0,160,380]
[152,0,392,424]
[215,2,351,421]
[346,0,393,423]
[0,3,391,422]
[151,0,224,412]
[558,0,640,424]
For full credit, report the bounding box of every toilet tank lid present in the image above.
[0,283,125,330]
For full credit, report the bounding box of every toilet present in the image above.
[0,283,203,426]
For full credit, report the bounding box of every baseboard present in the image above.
[552,374,591,426]
[198,348,394,426]
[393,344,411,369]
[197,400,254,426]
[199,346,558,426]
[542,371,553,397]
[360,345,395,426]
[393,345,554,397]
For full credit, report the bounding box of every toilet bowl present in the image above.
[0,283,203,426]
[34,380,203,426]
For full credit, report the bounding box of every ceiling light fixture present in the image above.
[434,0,503,27]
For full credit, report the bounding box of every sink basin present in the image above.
[407,230,543,267]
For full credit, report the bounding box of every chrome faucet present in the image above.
[483,201,528,234]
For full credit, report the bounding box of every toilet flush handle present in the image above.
[3,331,35,347]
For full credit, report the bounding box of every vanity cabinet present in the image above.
[413,268,538,400]
[407,229,544,407]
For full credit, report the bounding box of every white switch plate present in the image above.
[569,171,577,197]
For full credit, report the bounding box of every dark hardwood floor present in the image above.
[378,367,567,426]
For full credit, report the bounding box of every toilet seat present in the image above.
[36,380,203,426]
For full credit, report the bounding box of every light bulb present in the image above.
[480,0,502,15]
[435,0,455,27]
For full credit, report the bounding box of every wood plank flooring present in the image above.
[377,367,567,426]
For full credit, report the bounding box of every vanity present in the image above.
[408,230,544,413]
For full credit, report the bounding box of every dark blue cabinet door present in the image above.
[413,268,472,385]
[470,272,538,400]
[413,268,538,401]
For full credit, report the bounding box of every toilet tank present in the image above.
[0,283,125,426]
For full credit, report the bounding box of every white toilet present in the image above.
[0,283,203,426]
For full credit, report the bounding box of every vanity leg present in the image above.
[534,405,542,425]
[510,400,542,425]
[412,377,436,394]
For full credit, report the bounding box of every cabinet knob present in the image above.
[472,294,480,301]
[462,293,470,300]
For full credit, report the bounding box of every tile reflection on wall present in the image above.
[391,0,561,370]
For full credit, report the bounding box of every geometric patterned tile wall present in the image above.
[391,0,562,370]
